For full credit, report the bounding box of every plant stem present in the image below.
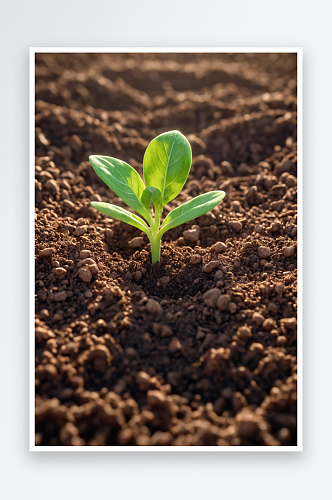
[150,205,162,264]
[150,232,161,264]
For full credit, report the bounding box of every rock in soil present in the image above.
[129,237,145,249]
[34,52,298,448]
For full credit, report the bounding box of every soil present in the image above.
[34,53,298,447]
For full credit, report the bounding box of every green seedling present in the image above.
[89,130,226,263]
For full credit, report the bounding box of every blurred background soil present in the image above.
[35,52,298,446]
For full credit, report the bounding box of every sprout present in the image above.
[89,130,225,263]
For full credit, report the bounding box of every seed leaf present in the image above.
[143,130,192,205]
[89,155,153,225]
[91,202,150,236]
[141,186,162,212]
[159,191,225,236]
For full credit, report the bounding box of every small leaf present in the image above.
[141,186,162,212]
[159,191,225,236]
[91,202,150,236]
[89,155,153,225]
[143,130,192,205]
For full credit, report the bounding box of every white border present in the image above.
[30,47,303,452]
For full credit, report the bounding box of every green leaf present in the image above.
[143,130,192,205]
[159,191,225,236]
[141,186,162,212]
[91,202,150,236]
[89,155,153,225]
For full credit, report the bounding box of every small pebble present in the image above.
[75,225,88,237]
[88,264,98,275]
[78,267,92,283]
[44,179,59,195]
[221,161,234,175]
[231,201,241,212]
[80,250,90,259]
[53,291,67,302]
[147,390,166,405]
[214,241,227,253]
[202,260,220,273]
[63,200,76,211]
[246,185,257,201]
[285,175,296,187]
[40,309,49,319]
[217,295,230,311]
[228,302,237,314]
[228,221,243,232]
[252,312,265,326]
[176,237,185,246]
[258,246,271,259]
[129,237,145,249]
[39,248,55,258]
[76,218,88,226]
[249,342,264,353]
[105,229,114,239]
[132,271,142,283]
[237,325,252,340]
[35,326,55,342]
[262,318,276,331]
[203,288,221,308]
[282,317,297,330]
[169,338,182,354]
[39,170,53,183]
[190,254,202,265]
[282,246,295,257]
[146,299,162,315]
[183,226,200,242]
[77,258,96,268]
[52,267,67,278]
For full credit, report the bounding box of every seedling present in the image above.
[89,130,225,263]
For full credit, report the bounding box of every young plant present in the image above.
[89,130,225,263]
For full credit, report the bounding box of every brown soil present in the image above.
[35,52,297,447]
